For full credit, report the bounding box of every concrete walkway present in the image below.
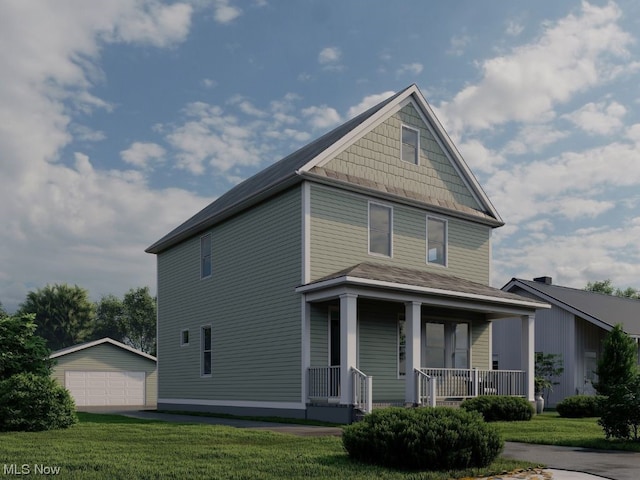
[107,410,638,480]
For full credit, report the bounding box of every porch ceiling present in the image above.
[296,262,549,318]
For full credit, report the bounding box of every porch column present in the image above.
[521,314,535,402]
[340,293,358,406]
[404,301,421,405]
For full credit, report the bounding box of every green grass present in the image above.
[0,413,537,480]
[494,412,640,452]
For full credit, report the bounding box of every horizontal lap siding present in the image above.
[358,300,405,402]
[310,184,490,284]
[310,303,332,367]
[52,344,157,406]
[157,187,302,402]
[471,321,490,370]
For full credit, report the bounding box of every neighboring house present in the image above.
[50,337,157,408]
[146,84,548,423]
[494,277,640,407]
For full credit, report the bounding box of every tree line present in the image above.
[0,284,156,354]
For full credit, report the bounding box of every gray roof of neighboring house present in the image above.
[504,278,640,336]
[298,262,548,310]
[145,87,409,254]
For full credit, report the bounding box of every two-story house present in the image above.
[146,84,548,423]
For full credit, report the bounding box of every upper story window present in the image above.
[427,217,447,266]
[401,125,419,165]
[200,234,212,279]
[369,202,392,257]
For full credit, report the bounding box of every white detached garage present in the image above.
[50,338,157,408]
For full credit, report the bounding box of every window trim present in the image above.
[201,325,212,377]
[200,233,212,279]
[180,329,189,347]
[401,124,420,165]
[426,216,447,267]
[368,201,393,258]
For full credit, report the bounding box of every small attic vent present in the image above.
[533,276,552,285]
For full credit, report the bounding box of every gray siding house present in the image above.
[146,84,548,423]
[494,277,640,407]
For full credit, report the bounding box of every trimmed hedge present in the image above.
[557,395,602,418]
[460,396,534,422]
[342,407,503,471]
[0,373,77,432]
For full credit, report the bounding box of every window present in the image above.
[398,314,406,378]
[369,202,392,257]
[201,234,212,279]
[201,326,212,376]
[425,322,445,368]
[427,217,447,266]
[492,354,499,370]
[453,323,468,368]
[180,329,189,346]
[401,125,419,164]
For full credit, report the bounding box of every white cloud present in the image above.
[457,139,506,174]
[563,100,626,135]
[506,20,524,37]
[396,63,424,76]
[318,47,341,64]
[301,105,341,130]
[120,142,166,169]
[447,36,470,56]
[492,219,640,290]
[212,0,242,24]
[503,124,570,155]
[346,91,395,119]
[0,1,205,311]
[202,78,217,88]
[439,2,635,135]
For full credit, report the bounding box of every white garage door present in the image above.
[65,371,145,406]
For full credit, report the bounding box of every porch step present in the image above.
[436,399,463,408]
[372,402,404,409]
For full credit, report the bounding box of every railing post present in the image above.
[414,370,421,405]
[365,376,373,413]
[429,377,437,407]
[473,368,479,397]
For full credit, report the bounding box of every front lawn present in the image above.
[494,412,640,452]
[0,413,536,480]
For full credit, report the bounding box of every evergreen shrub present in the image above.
[342,407,503,471]
[0,373,77,432]
[460,396,534,422]
[556,395,602,418]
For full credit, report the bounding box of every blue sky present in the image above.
[2,0,640,312]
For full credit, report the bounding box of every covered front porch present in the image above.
[297,263,549,423]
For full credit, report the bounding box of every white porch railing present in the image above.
[352,367,373,413]
[415,369,436,407]
[308,366,340,399]
[421,368,526,398]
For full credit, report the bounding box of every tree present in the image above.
[595,324,638,397]
[18,284,95,351]
[0,301,7,318]
[90,294,127,342]
[0,313,53,380]
[585,280,639,299]
[88,287,157,355]
[122,287,156,355]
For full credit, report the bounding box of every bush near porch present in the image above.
[460,396,534,422]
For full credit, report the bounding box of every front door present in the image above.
[583,351,597,395]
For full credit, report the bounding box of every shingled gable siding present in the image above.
[157,187,302,403]
[51,343,157,406]
[309,184,490,284]
[319,103,482,212]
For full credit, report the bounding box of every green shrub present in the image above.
[0,373,77,432]
[598,377,640,441]
[460,396,534,422]
[556,395,602,418]
[342,407,503,471]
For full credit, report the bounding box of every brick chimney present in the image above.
[533,276,552,285]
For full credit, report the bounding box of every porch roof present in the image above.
[296,263,549,316]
